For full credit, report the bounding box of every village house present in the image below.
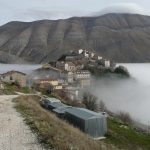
[65,62,76,72]
[78,49,84,54]
[58,78,66,84]
[98,56,103,60]
[57,60,84,72]
[93,54,103,60]
[1,70,27,87]
[78,49,97,59]
[67,71,74,83]
[34,65,66,79]
[38,78,58,86]
[104,60,110,68]
[75,70,91,79]
[98,59,110,68]
[54,84,63,90]
[34,78,63,91]
[84,50,90,58]
[72,61,84,70]
[75,70,91,88]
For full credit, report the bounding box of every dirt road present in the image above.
[0,95,45,150]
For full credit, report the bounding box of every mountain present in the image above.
[1,13,150,63]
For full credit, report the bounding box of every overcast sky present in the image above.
[0,0,149,25]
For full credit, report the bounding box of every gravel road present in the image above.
[0,95,45,150]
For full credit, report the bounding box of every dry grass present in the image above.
[13,95,150,150]
[14,95,115,150]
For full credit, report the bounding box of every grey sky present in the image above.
[0,0,149,25]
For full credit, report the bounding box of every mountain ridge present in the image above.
[1,13,150,63]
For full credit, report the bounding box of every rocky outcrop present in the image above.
[1,13,150,63]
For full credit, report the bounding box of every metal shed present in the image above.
[40,96,107,138]
[65,107,107,138]
[40,97,61,109]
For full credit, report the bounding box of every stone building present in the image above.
[75,70,91,88]
[34,78,62,90]
[65,62,76,72]
[1,71,27,87]
[67,72,74,83]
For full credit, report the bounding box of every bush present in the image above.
[82,92,98,111]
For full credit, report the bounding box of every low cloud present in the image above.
[92,3,149,16]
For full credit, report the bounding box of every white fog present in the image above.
[92,63,150,125]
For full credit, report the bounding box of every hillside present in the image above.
[13,95,150,150]
[1,13,150,63]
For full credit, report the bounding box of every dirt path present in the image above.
[0,95,45,150]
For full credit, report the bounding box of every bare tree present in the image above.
[82,92,98,111]
[118,111,133,124]
[99,100,107,112]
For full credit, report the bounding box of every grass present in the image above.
[20,86,31,94]
[3,83,17,94]
[106,117,150,150]
[13,95,111,150]
[2,83,33,95]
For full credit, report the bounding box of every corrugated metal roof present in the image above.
[43,97,61,103]
[53,106,72,114]
[49,102,67,109]
[66,107,104,120]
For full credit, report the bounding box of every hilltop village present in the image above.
[0,49,130,100]
[0,49,116,100]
